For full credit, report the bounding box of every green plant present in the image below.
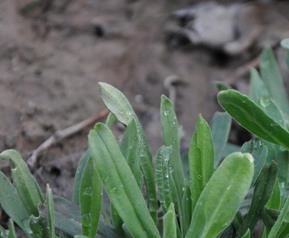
[1,46,289,238]
[0,82,254,238]
[217,47,289,237]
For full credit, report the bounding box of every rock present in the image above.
[166,1,289,55]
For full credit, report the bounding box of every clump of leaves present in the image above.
[218,47,289,237]
[1,46,289,238]
[0,82,254,238]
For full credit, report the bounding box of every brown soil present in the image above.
[0,0,289,212]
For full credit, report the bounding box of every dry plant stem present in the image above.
[27,109,108,169]
[227,43,280,84]
[227,57,260,84]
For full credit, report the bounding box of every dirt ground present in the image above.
[1,0,289,204]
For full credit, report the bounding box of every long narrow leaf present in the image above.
[237,163,277,237]
[8,220,17,238]
[266,179,281,210]
[268,197,289,238]
[189,115,214,212]
[88,123,160,238]
[105,111,123,232]
[73,151,90,205]
[163,203,177,238]
[98,82,158,222]
[160,95,187,234]
[79,155,102,238]
[211,112,231,165]
[260,48,289,116]
[51,197,120,238]
[241,139,268,184]
[0,150,43,216]
[249,68,268,103]
[160,95,185,188]
[186,152,254,238]
[218,90,289,150]
[249,69,285,126]
[120,119,142,186]
[0,225,7,238]
[155,146,174,212]
[181,185,192,234]
[0,171,29,232]
[241,229,250,238]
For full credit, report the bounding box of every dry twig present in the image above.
[226,57,260,85]
[27,109,108,168]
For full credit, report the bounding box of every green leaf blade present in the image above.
[186,152,254,238]
[160,95,185,188]
[98,82,135,125]
[8,220,17,238]
[217,89,289,150]
[241,229,251,238]
[268,197,289,238]
[266,178,281,210]
[98,82,158,222]
[120,119,142,186]
[163,203,177,238]
[211,112,231,165]
[260,48,289,116]
[79,155,102,238]
[189,115,214,212]
[88,123,160,238]
[0,171,30,233]
[47,185,56,238]
[237,163,277,237]
[73,151,90,205]
[0,150,43,216]
[241,139,268,184]
[155,146,174,212]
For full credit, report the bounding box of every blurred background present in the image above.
[0,0,289,198]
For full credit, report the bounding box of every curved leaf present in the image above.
[260,48,289,116]
[88,123,160,238]
[0,171,29,232]
[266,178,281,210]
[217,90,289,150]
[0,150,43,216]
[241,229,250,238]
[241,139,268,184]
[120,119,142,186]
[163,203,177,238]
[51,196,120,238]
[268,197,289,238]
[237,163,277,237]
[79,155,102,238]
[155,146,174,212]
[8,220,17,238]
[98,82,157,222]
[211,112,231,165]
[98,82,135,125]
[185,152,254,238]
[73,151,90,205]
[160,95,185,189]
[189,115,214,212]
